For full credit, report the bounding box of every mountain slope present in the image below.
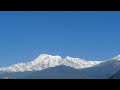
[0,54,102,73]
[73,55,120,79]
[0,54,120,79]
[0,65,83,79]
[24,65,83,79]
[0,54,62,73]
[110,71,120,79]
[63,56,101,69]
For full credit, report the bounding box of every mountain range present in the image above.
[0,54,120,79]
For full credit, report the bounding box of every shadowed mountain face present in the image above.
[110,71,120,79]
[0,71,33,79]
[0,65,82,79]
[74,60,120,79]
[24,65,82,79]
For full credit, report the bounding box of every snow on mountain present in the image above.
[111,55,120,60]
[1,54,120,79]
[62,56,102,69]
[73,55,120,79]
[0,54,102,73]
[0,54,62,73]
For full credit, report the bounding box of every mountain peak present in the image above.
[38,54,55,58]
[38,54,62,59]
[0,54,102,73]
[112,55,120,60]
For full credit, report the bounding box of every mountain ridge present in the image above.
[0,54,120,79]
[0,54,102,73]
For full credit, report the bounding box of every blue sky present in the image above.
[0,11,120,67]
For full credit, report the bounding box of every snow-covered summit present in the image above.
[0,54,103,73]
[112,55,120,60]
[37,54,62,59]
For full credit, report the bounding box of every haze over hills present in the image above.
[0,54,120,79]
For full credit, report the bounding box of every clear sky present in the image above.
[0,11,120,67]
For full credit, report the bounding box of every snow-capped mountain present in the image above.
[0,54,120,79]
[0,54,102,73]
[72,55,120,79]
[62,56,101,69]
[111,55,120,60]
[0,65,86,79]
